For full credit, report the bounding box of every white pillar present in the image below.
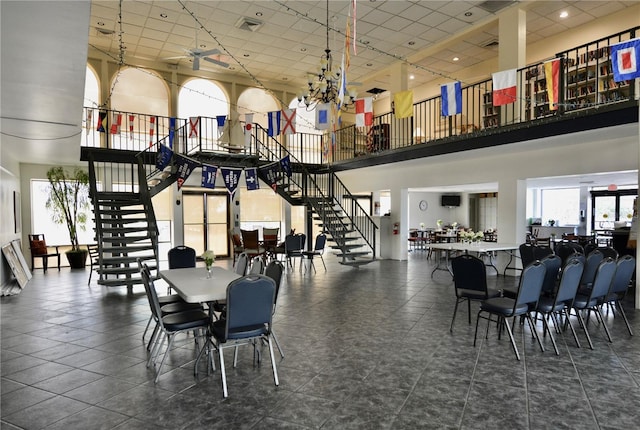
[389,186,408,260]
[498,7,526,124]
[497,179,527,273]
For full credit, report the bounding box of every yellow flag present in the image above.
[394,90,413,118]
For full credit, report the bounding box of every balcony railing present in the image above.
[81,26,638,166]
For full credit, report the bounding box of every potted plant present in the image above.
[45,166,91,268]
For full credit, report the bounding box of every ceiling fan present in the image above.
[164,24,229,71]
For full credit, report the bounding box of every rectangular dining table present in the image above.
[428,242,519,277]
[159,266,242,303]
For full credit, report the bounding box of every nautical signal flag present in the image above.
[492,68,517,106]
[189,116,200,138]
[280,155,292,178]
[110,113,122,134]
[128,115,135,139]
[543,59,561,110]
[610,37,640,82]
[258,162,281,192]
[96,111,106,133]
[201,164,217,189]
[215,115,226,136]
[244,113,253,147]
[354,97,373,127]
[149,116,156,146]
[440,82,462,116]
[175,154,198,190]
[168,117,176,148]
[86,109,93,135]
[268,111,281,136]
[281,109,296,135]
[156,144,173,170]
[245,167,259,191]
[316,103,331,130]
[393,91,413,118]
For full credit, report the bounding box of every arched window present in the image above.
[110,67,169,116]
[287,98,324,164]
[178,79,229,152]
[237,88,279,129]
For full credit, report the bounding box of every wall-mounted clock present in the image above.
[419,200,428,211]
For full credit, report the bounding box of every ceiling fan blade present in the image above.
[202,56,229,68]
[193,56,200,71]
[163,55,189,60]
[198,48,221,57]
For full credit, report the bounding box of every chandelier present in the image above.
[297,0,357,110]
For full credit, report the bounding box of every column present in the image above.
[497,179,527,273]
[498,7,526,124]
[389,62,409,151]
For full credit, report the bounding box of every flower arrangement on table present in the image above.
[451,222,458,229]
[419,222,425,230]
[436,219,443,229]
[202,250,216,278]
[460,230,485,244]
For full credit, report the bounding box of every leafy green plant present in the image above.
[45,166,90,252]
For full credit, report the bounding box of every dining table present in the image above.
[159,266,242,304]
[429,242,519,278]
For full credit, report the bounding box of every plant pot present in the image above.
[66,249,88,269]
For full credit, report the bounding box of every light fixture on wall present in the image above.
[297,0,357,110]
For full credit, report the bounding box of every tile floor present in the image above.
[1,254,639,429]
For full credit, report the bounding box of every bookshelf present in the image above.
[482,92,500,128]
[525,65,554,120]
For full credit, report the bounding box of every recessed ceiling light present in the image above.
[200,44,206,48]
[366,63,373,67]
[97,21,105,26]
[243,54,250,57]
[300,47,307,52]
[256,12,263,17]
[160,13,168,18]
[409,74,415,80]
[282,77,288,81]
[559,11,568,18]
[453,56,459,62]
[362,40,370,45]
[464,11,473,17]
[408,41,415,46]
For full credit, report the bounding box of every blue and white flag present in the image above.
[201,164,217,189]
[245,167,259,191]
[280,155,292,178]
[216,115,226,136]
[610,37,640,82]
[175,154,198,190]
[221,167,242,199]
[315,103,331,130]
[267,111,281,137]
[258,162,281,192]
[168,117,176,148]
[441,82,462,116]
[156,144,173,170]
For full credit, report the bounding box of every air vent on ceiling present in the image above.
[477,0,516,14]
[366,87,386,95]
[235,16,263,32]
[483,39,499,48]
[95,27,115,37]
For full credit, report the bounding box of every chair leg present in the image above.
[575,309,594,349]
[562,309,581,348]
[594,307,613,343]
[267,335,279,387]
[319,255,326,270]
[154,334,175,383]
[526,314,545,353]
[219,347,228,398]
[504,317,521,361]
[147,324,160,351]
[615,300,634,336]
[57,254,60,270]
[473,311,482,347]
[467,299,472,325]
[142,315,153,341]
[271,330,285,358]
[450,299,461,333]
[541,313,559,355]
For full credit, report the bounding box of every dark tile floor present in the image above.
[2,254,639,429]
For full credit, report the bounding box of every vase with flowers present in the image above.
[202,250,216,278]
[436,219,443,230]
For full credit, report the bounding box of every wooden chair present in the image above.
[28,234,60,272]
[87,243,100,285]
[229,229,243,263]
[240,229,266,258]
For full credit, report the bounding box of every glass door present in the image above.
[183,192,230,257]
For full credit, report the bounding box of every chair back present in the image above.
[241,230,260,250]
[583,242,598,256]
[138,260,162,322]
[565,253,586,268]
[285,234,305,253]
[554,259,584,305]
[515,261,546,308]
[519,243,536,268]
[580,249,604,286]
[168,246,196,269]
[596,246,618,260]
[265,261,285,308]
[249,256,266,275]
[263,227,279,249]
[313,234,327,252]
[451,255,488,295]
[234,252,249,275]
[533,245,553,261]
[87,244,100,261]
[609,255,635,296]
[588,258,617,301]
[534,237,551,247]
[224,275,276,340]
[29,234,48,256]
[540,254,562,294]
[229,230,243,248]
[556,242,583,267]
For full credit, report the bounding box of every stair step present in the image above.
[327,236,359,243]
[98,265,156,275]
[98,209,146,216]
[99,219,148,226]
[100,236,151,244]
[101,245,155,254]
[99,255,156,265]
[96,191,140,201]
[334,251,370,258]
[338,258,376,267]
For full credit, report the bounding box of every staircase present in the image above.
[87,151,159,291]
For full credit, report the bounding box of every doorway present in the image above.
[182,191,230,257]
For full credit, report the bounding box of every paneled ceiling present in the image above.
[88,0,635,94]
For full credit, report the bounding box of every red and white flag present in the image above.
[244,113,253,147]
[281,109,296,135]
[492,68,517,106]
[128,115,135,139]
[149,116,156,147]
[189,116,200,139]
[354,97,373,127]
[110,113,122,134]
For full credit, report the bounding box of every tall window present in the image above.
[237,88,279,129]
[178,79,228,119]
[591,189,637,230]
[111,68,169,115]
[239,187,282,236]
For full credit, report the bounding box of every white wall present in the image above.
[0,153,22,287]
[408,192,466,229]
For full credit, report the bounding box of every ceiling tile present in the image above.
[397,3,436,22]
